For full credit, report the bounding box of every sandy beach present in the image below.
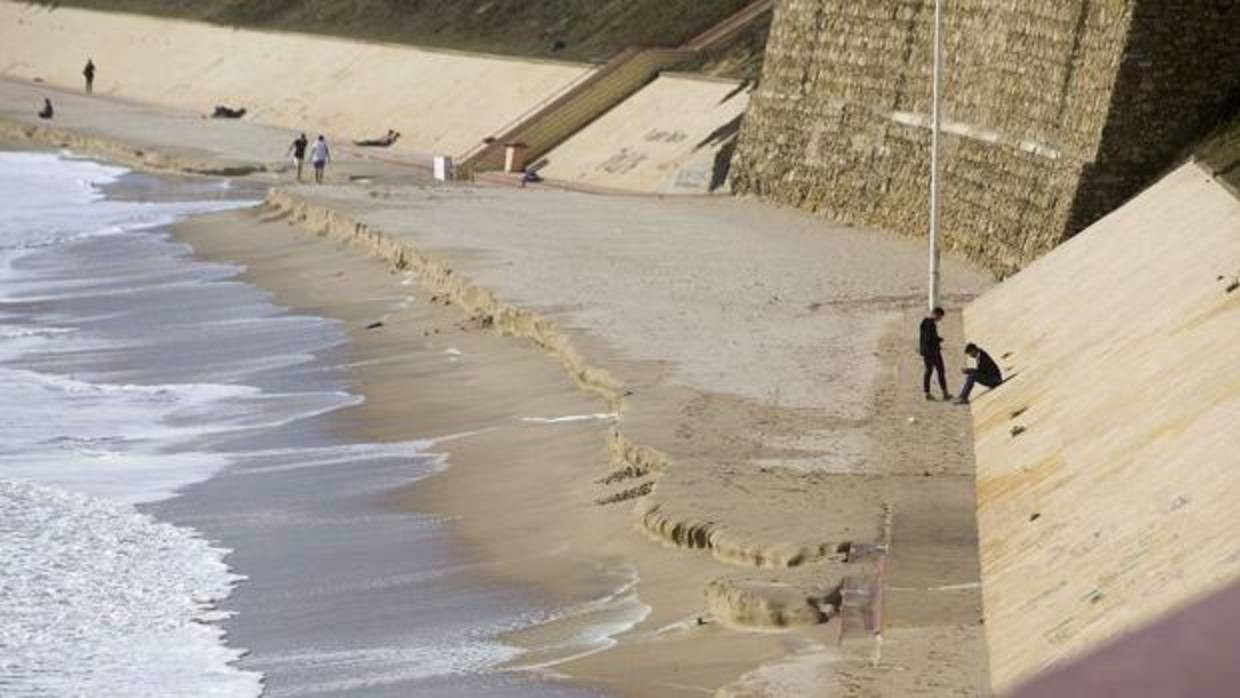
[1,75,994,695]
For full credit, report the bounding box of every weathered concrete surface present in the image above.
[734,0,1240,275]
[0,1,592,157]
[538,74,750,194]
[964,162,1240,693]
[1008,579,1240,698]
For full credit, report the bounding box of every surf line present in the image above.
[518,413,617,424]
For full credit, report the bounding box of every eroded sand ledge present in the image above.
[0,78,994,695]
[262,186,860,577]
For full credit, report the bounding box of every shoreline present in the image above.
[1,79,994,695]
[171,204,792,697]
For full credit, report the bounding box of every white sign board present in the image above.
[433,156,454,182]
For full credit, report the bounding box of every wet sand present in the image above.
[173,197,991,696]
[172,206,796,697]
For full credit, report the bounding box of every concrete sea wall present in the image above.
[539,74,751,194]
[0,1,593,157]
[733,0,1240,275]
[963,162,1240,692]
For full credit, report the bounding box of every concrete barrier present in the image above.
[538,74,750,194]
[964,162,1240,693]
[0,1,593,157]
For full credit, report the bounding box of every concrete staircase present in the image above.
[456,0,773,177]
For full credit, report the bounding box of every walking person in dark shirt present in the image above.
[83,59,95,94]
[919,307,952,401]
[956,343,1003,404]
[287,133,309,182]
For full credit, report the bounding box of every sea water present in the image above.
[0,152,641,697]
[0,152,266,697]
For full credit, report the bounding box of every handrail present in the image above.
[457,62,604,163]
[682,0,774,51]
[459,48,659,170]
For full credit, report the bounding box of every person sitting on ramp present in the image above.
[956,343,1003,405]
[211,105,247,119]
[353,129,400,147]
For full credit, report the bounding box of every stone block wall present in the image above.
[733,0,1240,275]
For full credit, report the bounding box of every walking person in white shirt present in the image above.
[310,135,330,184]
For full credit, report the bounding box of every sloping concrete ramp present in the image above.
[0,1,592,156]
[964,162,1240,693]
[538,74,750,194]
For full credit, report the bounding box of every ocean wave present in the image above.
[0,478,262,698]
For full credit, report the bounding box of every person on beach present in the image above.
[919,307,952,401]
[955,343,1003,404]
[288,133,309,182]
[519,167,542,188]
[210,105,247,119]
[353,129,400,147]
[310,135,330,184]
[83,59,95,94]
[37,98,53,120]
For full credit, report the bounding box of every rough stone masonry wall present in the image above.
[1070,0,1240,233]
[733,0,1240,276]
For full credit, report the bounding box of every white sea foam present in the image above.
[221,441,439,478]
[0,152,265,696]
[0,366,358,504]
[0,153,252,289]
[519,412,618,424]
[259,641,523,696]
[0,479,263,698]
[506,564,651,674]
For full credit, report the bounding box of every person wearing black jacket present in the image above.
[919,307,952,401]
[956,343,1002,404]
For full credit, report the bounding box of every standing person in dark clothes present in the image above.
[287,133,309,182]
[956,343,1003,404]
[83,59,95,94]
[919,307,952,401]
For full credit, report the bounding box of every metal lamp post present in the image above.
[928,0,943,311]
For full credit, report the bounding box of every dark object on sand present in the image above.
[211,105,247,119]
[519,167,543,187]
[353,130,401,147]
[365,321,385,330]
[83,59,95,93]
[37,98,53,120]
[520,169,545,188]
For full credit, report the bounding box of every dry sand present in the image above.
[1,78,995,696]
